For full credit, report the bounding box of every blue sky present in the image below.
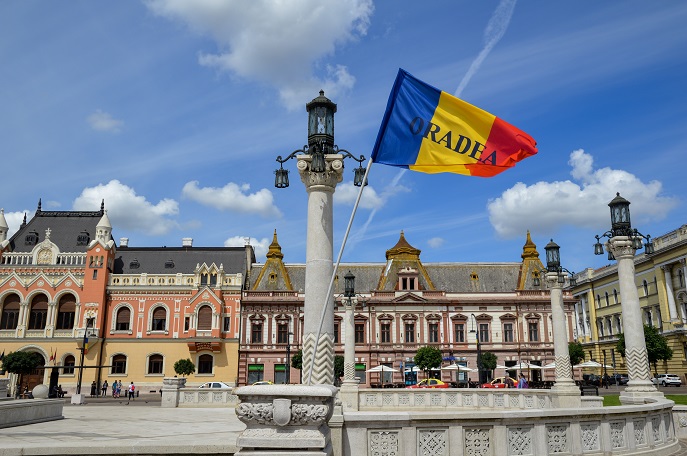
[1,1,685,273]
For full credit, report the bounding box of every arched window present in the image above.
[198,354,213,374]
[643,280,649,296]
[613,289,618,305]
[604,292,610,307]
[29,294,48,330]
[1,293,21,330]
[63,355,75,375]
[679,269,684,288]
[197,306,212,330]
[56,294,76,330]
[151,307,166,331]
[148,354,164,374]
[111,354,127,374]
[116,307,131,331]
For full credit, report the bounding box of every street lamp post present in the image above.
[342,271,358,385]
[72,317,94,405]
[593,193,660,403]
[285,332,293,384]
[534,240,580,406]
[469,314,484,385]
[274,91,365,385]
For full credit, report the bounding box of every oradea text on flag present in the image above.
[371,69,538,177]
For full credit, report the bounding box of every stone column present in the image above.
[547,273,580,408]
[662,265,679,322]
[607,237,662,403]
[573,301,582,340]
[340,297,359,411]
[161,377,186,408]
[581,294,590,337]
[298,154,343,385]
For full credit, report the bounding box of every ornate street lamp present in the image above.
[593,193,659,402]
[273,91,366,385]
[342,271,358,385]
[533,240,576,287]
[469,314,484,385]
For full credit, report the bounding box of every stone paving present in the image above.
[0,395,244,455]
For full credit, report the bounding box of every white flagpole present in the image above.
[306,159,373,384]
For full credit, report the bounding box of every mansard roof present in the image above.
[8,204,110,253]
[113,246,253,275]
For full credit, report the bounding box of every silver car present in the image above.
[652,374,682,387]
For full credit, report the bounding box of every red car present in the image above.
[405,379,450,389]
[480,377,516,388]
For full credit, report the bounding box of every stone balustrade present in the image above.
[161,377,238,408]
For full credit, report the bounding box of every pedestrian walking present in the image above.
[517,373,529,389]
[102,380,108,397]
[128,382,135,400]
[90,381,97,397]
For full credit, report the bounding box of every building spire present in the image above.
[0,209,8,243]
[521,230,540,260]
[37,198,42,213]
[266,229,284,260]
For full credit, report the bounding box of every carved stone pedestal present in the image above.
[161,376,186,408]
[234,384,338,456]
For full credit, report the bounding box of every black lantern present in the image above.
[593,235,605,255]
[353,164,367,187]
[609,192,631,236]
[532,272,541,287]
[275,165,289,188]
[644,236,655,254]
[344,271,355,298]
[306,90,336,148]
[544,239,561,272]
[310,146,326,173]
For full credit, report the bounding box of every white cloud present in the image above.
[224,235,270,261]
[145,0,373,109]
[182,181,281,218]
[427,237,445,248]
[488,150,678,238]
[72,180,179,235]
[334,182,384,210]
[3,210,33,238]
[87,109,123,133]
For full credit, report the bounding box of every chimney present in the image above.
[120,238,129,247]
[182,238,193,247]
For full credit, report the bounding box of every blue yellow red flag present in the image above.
[371,69,538,177]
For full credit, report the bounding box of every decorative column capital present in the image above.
[298,155,344,190]
[545,271,563,289]
[606,236,635,260]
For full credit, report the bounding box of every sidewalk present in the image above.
[0,398,244,455]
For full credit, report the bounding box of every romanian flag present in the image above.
[49,349,55,363]
[371,69,538,177]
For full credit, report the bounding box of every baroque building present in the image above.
[572,223,687,378]
[0,203,254,396]
[239,230,577,387]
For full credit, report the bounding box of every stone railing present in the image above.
[161,377,238,408]
[343,397,678,456]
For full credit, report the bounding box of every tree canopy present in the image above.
[291,349,303,370]
[480,351,497,372]
[173,358,195,376]
[616,325,673,376]
[1,351,42,375]
[568,341,585,366]
[414,346,442,374]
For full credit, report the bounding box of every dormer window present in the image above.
[129,259,140,269]
[398,267,419,291]
[25,231,39,245]
[77,230,90,246]
[164,259,175,269]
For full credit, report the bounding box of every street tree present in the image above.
[291,349,303,370]
[616,325,673,376]
[1,351,42,392]
[414,346,442,376]
[173,358,195,376]
[480,351,497,381]
[568,341,585,366]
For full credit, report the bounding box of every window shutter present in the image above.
[198,306,212,330]
[117,308,131,324]
[31,295,48,311]
[153,307,166,320]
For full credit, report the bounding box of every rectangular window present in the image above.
[247,364,264,384]
[251,323,263,343]
[479,323,489,343]
[334,323,339,344]
[355,363,366,383]
[111,357,127,374]
[528,322,538,342]
[223,316,231,332]
[274,364,286,384]
[198,355,213,374]
[184,317,190,332]
[277,323,289,344]
[355,323,365,344]
[504,323,513,342]
[148,357,163,374]
[381,323,391,343]
[454,323,464,343]
[428,323,439,343]
[405,323,415,343]
[92,270,98,280]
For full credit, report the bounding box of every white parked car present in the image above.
[198,381,233,389]
[651,374,682,387]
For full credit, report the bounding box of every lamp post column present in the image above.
[343,297,357,385]
[546,272,580,407]
[298,155,343,385]
[607,237,660,402]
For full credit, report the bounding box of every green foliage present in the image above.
[414,346,442,374]
[173,358,195,376]
[1,351,42,375]
[568,341,585,366]
[480,352,497,372]
[291,349,303,370]
[616,325,673,375]
[334,355,344,379]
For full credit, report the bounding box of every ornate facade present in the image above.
[0,203,254,396]
[239,230,577,386]
[572,223,687,377]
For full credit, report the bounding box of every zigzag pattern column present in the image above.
[303,333,335,385]
[625,347,652,382]
[554,355,572,380]
[547,272,579,406]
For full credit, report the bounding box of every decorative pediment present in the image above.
[500,313,517,320]
[0,271,27,288]
[451,313,468,321]
[401,314,418,321]
[391,292,427,303]
[189,288,223,306]
[474,313,492,321]
[27,272,56,289]
[425,313,441,322]
[377,313,394,321]
[524,313,541,320]
[249,314,266,321]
